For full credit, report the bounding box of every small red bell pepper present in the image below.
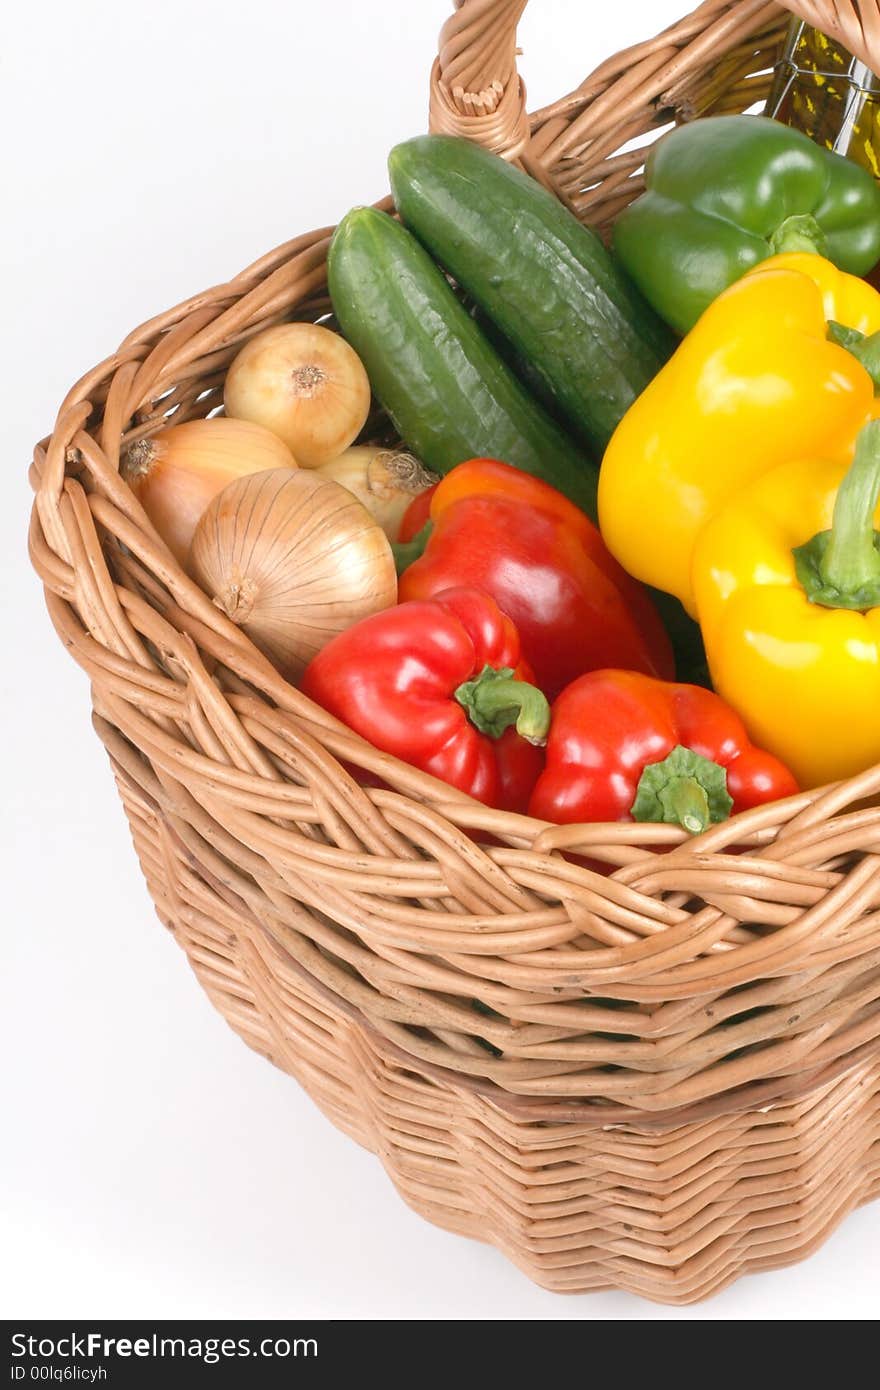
[301,587,550,812]
[396,459,673,700]
[529,670,798,831]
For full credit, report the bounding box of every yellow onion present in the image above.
[122,416,296,564]
[224,322,371,468]
[316,447,437,540]
[188,468,397,680]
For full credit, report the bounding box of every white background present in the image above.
[4,0,878,1321]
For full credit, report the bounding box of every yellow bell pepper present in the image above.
[693,420,880,789]
[598,253,880,614]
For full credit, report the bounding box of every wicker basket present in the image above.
[29,0,880,1305]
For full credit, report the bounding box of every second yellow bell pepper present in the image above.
[693,421,880,789]
[598,253,880,614]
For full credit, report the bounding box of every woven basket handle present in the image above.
[429,0,529,158]
[781,1,880,70]
[429,2,880,161]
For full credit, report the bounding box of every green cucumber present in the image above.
[388,134,675,454]
[327,206,599,516]
[468,301,562,423]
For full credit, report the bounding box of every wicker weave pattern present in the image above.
[28,0,880,1301]
[112,742,880,1302]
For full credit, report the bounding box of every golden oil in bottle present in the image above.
[766,20,880,179]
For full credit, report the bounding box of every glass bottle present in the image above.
[766,19,880,179]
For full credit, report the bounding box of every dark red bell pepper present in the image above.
[301,587,550,812]
[396,459,673,700]
[529,670,798,831]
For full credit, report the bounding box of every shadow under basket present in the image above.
[29,0,880,1304]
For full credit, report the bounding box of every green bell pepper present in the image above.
[613,115,880,335]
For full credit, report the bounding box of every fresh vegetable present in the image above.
[316,446,437,541]
[224,322,371,467]
[693,420,880,789]
[326,206,600,515]
[188,468,397,680]
[397,481,437,550]
[301,587,550,812]
[599,253,880,613]
[388,134,674,453]
[121,417,296,564]
[529,670,798,830]
[396,458,673,700]
[613,115,880,334]
[468,301,556,418]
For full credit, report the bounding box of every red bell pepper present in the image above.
[301,587,550,812]
[529,670,798,831]
[396,459,673,700]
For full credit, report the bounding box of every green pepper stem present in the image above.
[821,422,880,596]
[391,520,433,577]
[630,745,733,834]
[793,421,880,610]
[454,665,550,745]
[827,320,880,393]
[769,212,828,258]
[657,779,711,836]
